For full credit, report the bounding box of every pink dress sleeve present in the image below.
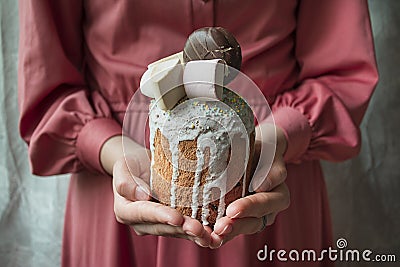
[18,0,122,175]
[272,0,379,163]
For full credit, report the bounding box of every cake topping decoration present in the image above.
[183,59,224,100]
[183,27,242,84]
[140,52,186,110]
[140,27,242,111]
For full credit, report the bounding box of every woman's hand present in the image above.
[209,124,291,249]
[102,136,212,247]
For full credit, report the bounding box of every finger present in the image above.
[212,212,276,236]
[210,232,224,249]
[210,213,278,249]
[222,214,277,243]
[114,200,184,227]
[209,216,234,249]
[181,216,212,247]
[229,217,262,236]
[133,224,204,244]
[213,216,233,236]
[204,225,213,235]
[254,155,287,192]
[225,183,290,218]
[125,157,151,185]
[133,223,186,237]
[134,226,211,248]
[133,217,212,247]
[113,159,150,201]
[181,216,209,238]
[249,140,275,192]
[209,217,259,248]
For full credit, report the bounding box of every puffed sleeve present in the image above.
[271,0,379,163]
[18,0,122,175]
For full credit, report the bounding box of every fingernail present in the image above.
[135,186,148,200]
[167,221,180,227]
[210,237,224,249]
[219,224,232,235]
[195,239,207,248]
[231,211,241,218]
[185,231,197,237]
[210,233,224,249]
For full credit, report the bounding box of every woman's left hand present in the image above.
[210,124,291,249]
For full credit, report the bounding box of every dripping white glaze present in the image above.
[169,137,180,208]
[191,146,203,218]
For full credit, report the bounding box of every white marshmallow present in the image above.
[183,59,225,100]
[140,52,186,110]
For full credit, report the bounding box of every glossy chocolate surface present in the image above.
[183,27,241,83]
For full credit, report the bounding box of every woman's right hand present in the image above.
[112,153,212,247]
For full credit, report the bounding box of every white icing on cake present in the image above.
[191,146,204,218]
[149,88,254,225]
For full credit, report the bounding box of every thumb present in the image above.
[253,155,287,193]
[249,140,275,192]
[113,158,151,201]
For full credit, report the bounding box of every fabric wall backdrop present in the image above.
[0,1,399,266]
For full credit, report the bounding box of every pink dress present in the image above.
[18,0,378,266]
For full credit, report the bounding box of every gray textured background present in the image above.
[0,1,399,266]
[323,1,400,265]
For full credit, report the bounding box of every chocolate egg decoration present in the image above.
[183,27,242,83]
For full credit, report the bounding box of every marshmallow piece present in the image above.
[183,59,225,100]
[140,52,186,110]
[140,67,154,97]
